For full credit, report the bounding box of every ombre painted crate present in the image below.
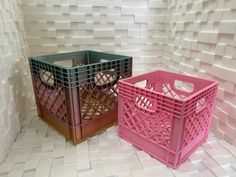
[29,50,132,143]
[118,70,217,168]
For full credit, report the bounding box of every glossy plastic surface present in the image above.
[118,70,218,168]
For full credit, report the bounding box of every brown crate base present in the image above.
[37,104,117,143]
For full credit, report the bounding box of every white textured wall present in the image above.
[0,0,32,161]
[21,0,168,74]
[1,0,236,162]
[164,0,236,144]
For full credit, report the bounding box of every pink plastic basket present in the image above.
[118,70,218,168]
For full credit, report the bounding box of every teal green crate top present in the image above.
[29,50,133,88]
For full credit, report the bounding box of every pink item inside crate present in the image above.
[118,70,218,168]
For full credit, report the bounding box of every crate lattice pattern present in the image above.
[35,73,68,123]
[183,88,217,147]
[121,97,172,149]
[79,70,120,122]
[34,68,125,123]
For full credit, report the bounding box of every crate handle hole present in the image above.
[196,98,206,113]
[39,69,55,87]
[135,80,147,88]
[174,80,194,93]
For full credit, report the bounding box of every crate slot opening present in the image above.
[39,70,55,87]
[95,69,117,86]
[196,98,206,113]
[135,80,147,88]
[135,95,156,112]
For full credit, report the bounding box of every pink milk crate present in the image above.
[118,70,218,168]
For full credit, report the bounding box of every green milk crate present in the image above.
[29,50,132,143]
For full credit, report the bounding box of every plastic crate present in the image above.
[29,50,132,143]
[118,70,218,168]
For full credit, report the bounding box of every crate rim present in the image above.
[28,50,132,70]
[119,70,218,102]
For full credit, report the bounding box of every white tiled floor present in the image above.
[1,109,236,177]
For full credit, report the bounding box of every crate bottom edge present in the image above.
[118,126,208,169]
[37,105,118,144]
